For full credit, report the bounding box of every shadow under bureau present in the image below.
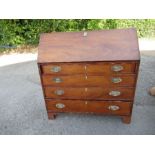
[37,28,140,124]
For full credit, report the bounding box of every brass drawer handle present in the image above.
[53,77,63,83]
[56,103,65,109]
[54,89,64,95]
[108,105,120,111]
[109,90,121,96]
[111,65,123,72]
[51,66,61,73]
[111,77,122,83]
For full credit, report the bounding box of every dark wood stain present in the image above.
[38,29,140,63]
[38,29,140,124]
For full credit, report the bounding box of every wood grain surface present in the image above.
[37,29,140,123]
[38,28,140,63]
[41,62,136,75]
[44,87,134,100]
[42,74,136,87]
[46,99,132,115]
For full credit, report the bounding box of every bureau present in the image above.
[37,28,140,124]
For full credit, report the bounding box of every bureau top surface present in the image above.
[38,28,140,63]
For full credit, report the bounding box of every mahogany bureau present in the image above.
[37,28,140,124]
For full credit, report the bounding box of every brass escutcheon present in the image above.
[54,89,64,95]
[111,77,122,83]
[111,65,123,72]
[108,105,120,111]
[53,77,63,83]
[51,66,61,72]
[109,90,121,96]
[56,103,65,109]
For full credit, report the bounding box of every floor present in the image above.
[0,55,155,135]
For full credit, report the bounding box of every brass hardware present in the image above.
[54,89,64,95]
[56,103,65,109]
[109,90,121,96]
[53,77,63,83]
[85,101,88,105]
[83,32,87,37]
[111,77,122,83]
[108,105,120,111]
[51,66,61,72]
[111,65,123,72]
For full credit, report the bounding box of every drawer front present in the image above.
[45,87,86,99]
[41,62,136,75]
[46,99,132,115]
[44,87,134,100]
[86,62,136,74]
[42,74,136,87]
[42,63,85,75]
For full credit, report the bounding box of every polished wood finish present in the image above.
[46,100,132,115]
[41,62,136,75]
[42,74,136,87]
[42,63,85,75]
[38,29,140,124]
[38,28,140,63]
[44,87,134,100]
[86,62,136,74]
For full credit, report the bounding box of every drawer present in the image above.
[42,63,85,75]
[46,99,132,115]
[44,87,134,100]
[42,74,136,87]
[86,62,136,74]
[41,62,136,75]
